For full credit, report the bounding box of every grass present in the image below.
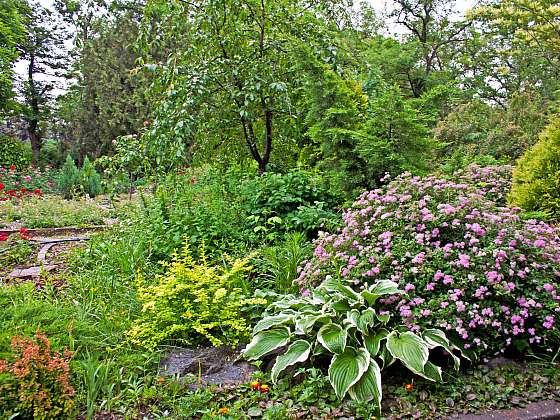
[0,194,138,229]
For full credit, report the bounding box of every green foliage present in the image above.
[0,195,112,228]
[244,277,458,413]
[127,242,266,349]
[57,155,81,198]
[240,169,339,240]
[255,231,312,294]
[0,330,75,419]
[0,0,26,112]
[0,235,33,266]
[80,156,102,197]
[0,135,32,170]
[39,138,62,167]
[510,116,560,219]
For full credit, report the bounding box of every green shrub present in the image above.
[509,117,560,219]
[0,135,32,170]
[39,139,62,167]
[243,278,459,414]
[57,155,81,198]
[0,330,75,419]
[80,156,102,197]
[240,169,339,241]
[127,241,266,349]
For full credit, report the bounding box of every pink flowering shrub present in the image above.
[296,169,560,359]
[454,164,512,205]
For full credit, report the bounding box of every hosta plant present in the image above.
[243,277,460,414]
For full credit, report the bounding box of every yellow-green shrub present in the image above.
[127,242,265,349]
[509,117,560,219]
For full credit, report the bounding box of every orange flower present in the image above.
[259,384,270,393]
[250,380,260,390]
[405,383,414,392]
[218,407,229,414]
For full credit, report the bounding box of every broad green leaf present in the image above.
[357,308,377,333]
[243,327,291,360]
[363,328,389,357]
[422,329,460,370]
[362,280,403,305]
[348,359,382,414]
[295,314,330,335]
[386,331,429,376]
[345,309,360,329]
[331,297,352,313]
[328,347,370,399]
[253,314,293,334]
[378,344,395,369]
[419,361,443,382]
[271,340,311,383]
[337,283,364,304]
[317,323,347,354]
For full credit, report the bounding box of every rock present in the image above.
[8,265,57,278]
[159,345,256,389]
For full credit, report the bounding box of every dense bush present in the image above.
[296,170,560,359]
[240,169,339,240]
[0,135,32,170]
[509,118,560,220]
[127,242,265,349]
[0,330,75,419]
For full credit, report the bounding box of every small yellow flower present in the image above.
[218,407,229,414]
[250,380,260,390]
[405,383,414,392]
[259,384,270,393]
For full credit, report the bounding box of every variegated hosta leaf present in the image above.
[348,359,382,414]
[317,275,339,292]
[363,328,389,357]
[295,314,330,335]
[317,323,347,354]
[386,331,429,376]
[329,347,370,399]
[378,344,395,369]
[422,329,461,370]
[419,361,443,382]
[331,297,352,313]
[243,327,291,360]
[337,283,364,305]
[345,309,361,329]
[253,313,294,334]
[362,280,403,305]
[357,308,377,333]
[271,340,311,383]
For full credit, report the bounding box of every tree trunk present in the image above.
[27,53,41,165]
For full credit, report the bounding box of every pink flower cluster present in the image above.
[296,168,560,358]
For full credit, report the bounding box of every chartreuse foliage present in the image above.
[510,117,560,220]
[127,241,266,349]
[243,277,460,414]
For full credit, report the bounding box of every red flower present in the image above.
[6,189,16,196]
[0,233,9,241]
[0,183,4,191]
[190,177,197,185]
[19,228,31,240]
[34,188,42,195]
[20,188,27,193]
[9,165,16,171]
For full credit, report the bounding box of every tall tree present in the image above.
[55,0,150,161]
[140,0,344,174]
[0,0,26,113]
[19,1,67,163]
[389,0,471,97]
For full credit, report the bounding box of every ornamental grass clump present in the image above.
[296,170,560,359]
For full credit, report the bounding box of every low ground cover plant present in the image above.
[0,165,57,200]
[296,169,560,359]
